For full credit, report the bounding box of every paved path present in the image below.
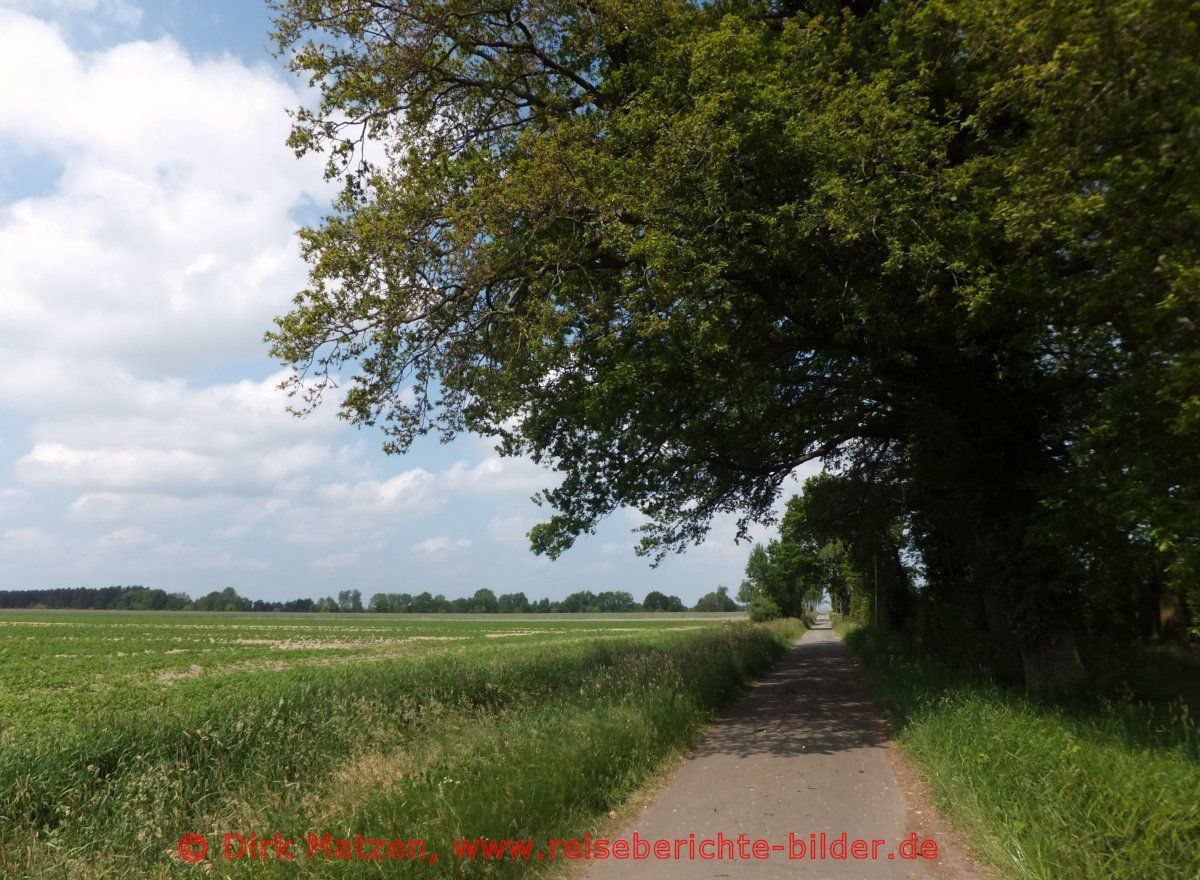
[582,617,971,879]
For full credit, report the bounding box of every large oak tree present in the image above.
[268,0,1200,688]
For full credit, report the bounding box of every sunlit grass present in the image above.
[0,613,802,878]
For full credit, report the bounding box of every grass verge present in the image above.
[834,619,1200,880]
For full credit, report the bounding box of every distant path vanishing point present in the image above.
[581,617,984,879]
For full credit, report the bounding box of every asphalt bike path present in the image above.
[582,617,982,879]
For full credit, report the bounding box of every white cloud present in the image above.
[142,539,270,572]
[0,9,345,513]
[0,11,329,373]
[11,370,356,497]
[92,525,148,551]
[313,451,556,521]
[410,535,473,556]
[486,514,539,547]
[0,488,28,512]
[442,455,552,496]
[1,526,57,552]
[0,0,141,30]
[68,491,206,523]
[316,469,437,514]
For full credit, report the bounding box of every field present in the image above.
[0,611,800,878]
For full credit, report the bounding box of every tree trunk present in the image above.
[982,590,1014,648]
[1158,584,1189,644]
[1020,623,1086,692]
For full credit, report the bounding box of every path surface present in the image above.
[582,617,973,879]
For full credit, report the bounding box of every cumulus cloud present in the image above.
[313,452,555,522]
[0,16,328,370]
[1,526,57,553]
[91,525,149,551]
[10,370,356,497]
[410,536,473,556]
[441,455,553,496]
[0,10,346,508]
[68,491,213,523]
[0,488,28,513]
[316,469,438,514]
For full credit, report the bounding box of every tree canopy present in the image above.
[268,0,1200,687]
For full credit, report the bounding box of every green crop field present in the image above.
[0,611,801,879]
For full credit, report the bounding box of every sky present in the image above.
[0,0,818,604]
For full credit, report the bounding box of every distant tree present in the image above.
[530,598,552,613]
[190,587,252,612]
[315,596,338,613]
[739,535,819,621]
[368,593,392,613]
[471,588,499,613]
[337,588,363,612]
[110,587,177,611]
[559,591,599,613]
[643,590,670,612]
[497,592,530,613]
[694,586,738,613]
[190,590,252,609]
[595,590,638,612]
[642,591,685,612]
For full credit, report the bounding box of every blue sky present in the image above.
[0,0,814,604]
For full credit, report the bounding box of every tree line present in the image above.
[0,585,740,614]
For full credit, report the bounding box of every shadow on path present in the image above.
[695,620,888,759]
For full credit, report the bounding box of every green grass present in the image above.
[0,612,801,878]
[835,619,1200,880]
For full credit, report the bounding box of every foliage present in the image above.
[0,588,705,616]
[266,0,1200,688]
[470,588,499,613]
[191,587,252,612]
[497,591,531,613]
[738,493,860,620]
[643,590,686,612]
[0,586,190,611]
[746,592,782,622]
[694,585,739,612]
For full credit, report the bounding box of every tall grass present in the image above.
[1,620,802,878]
[836,621,1200,880]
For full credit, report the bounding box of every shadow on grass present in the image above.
[842,625,1200,761]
